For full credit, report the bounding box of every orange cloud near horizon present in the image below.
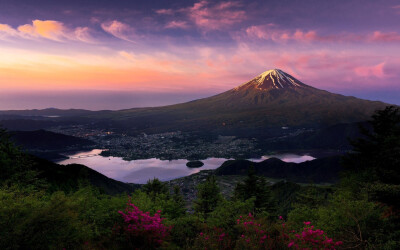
[0,40,398,94]
[0,48,227,92]
[0,20,95,43]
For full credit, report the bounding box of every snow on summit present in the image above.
[235,69,308,91]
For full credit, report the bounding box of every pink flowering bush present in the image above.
[188,215,343,249]
[194,214,286,249]
[193,227,233,250]
[235,213,286,249]
[285,221,343,249]
[114,201,171,248]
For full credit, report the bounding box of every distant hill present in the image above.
[10,130,94,151]
[0,109,106,131]
[30,156,138,195]
[0,108,99,117]
[0,119,61,131]
[91,69,388,135]
[215,156,342,183]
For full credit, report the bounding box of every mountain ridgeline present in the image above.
[93,69,388,135]
[0,69,389,137]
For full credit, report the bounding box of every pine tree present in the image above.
[170,185,186,219]
[142,178,169,201]
[194,175,222,218]
[342,106,400,212]
[234,166,276,216]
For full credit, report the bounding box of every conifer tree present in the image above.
[234,166,276,216]
[194,175,222,218]
[342,106,400,208]
[142,178,169,201]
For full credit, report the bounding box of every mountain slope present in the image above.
[97,69,388,134]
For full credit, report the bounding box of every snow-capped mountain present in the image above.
[234,69,308,91]
[99,69,389,133]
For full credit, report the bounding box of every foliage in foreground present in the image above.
[0,106,400,249]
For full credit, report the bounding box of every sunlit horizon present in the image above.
[1,0,399,109]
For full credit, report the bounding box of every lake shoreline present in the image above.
[57,149,319,184]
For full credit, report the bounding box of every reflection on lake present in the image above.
[57,149,315,184]
[250,154,315,164]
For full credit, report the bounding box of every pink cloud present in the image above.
[101,20,136,42]
[165,21,190,29]
[0,20,95,43]
[156,1,246,32]
[369,31,400,42]
[245,25,400,44]
[188,1,246,31]
[192,45,398,91]
[17,20,67,41]
[354,63,386,78]
[74,27,97,43]
[245,25,326,43]
[0,24,18,39]
[155,9,174,15]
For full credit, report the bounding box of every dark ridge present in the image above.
[215,156,342,183]
[30,155,139,195]
[9,130,94,151]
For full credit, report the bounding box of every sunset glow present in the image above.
[0,0,399,109]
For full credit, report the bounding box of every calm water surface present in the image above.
[57,149,315,184]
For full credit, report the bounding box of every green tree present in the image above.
[194,175,222,219]
[170,185,186,217]
[234,167,276,216]
[342,106,400,211]
[0,128,38,187]
[142,178,169,201]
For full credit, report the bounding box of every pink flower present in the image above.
[304,221,311,225]
[117,202,171,247]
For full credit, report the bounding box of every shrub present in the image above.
[285,221,343,249]
[114,201,171,249]
[235,213,285,249]
[193,227,233,250]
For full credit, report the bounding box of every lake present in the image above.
[57,149,315,184]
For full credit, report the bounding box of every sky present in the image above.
[0,0,399,110]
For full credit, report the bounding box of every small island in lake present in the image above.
[186,161,204,168]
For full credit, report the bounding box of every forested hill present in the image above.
[30,156,138,195]
[215,156,342,183]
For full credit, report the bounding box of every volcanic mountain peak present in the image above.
[235,69,308,91]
